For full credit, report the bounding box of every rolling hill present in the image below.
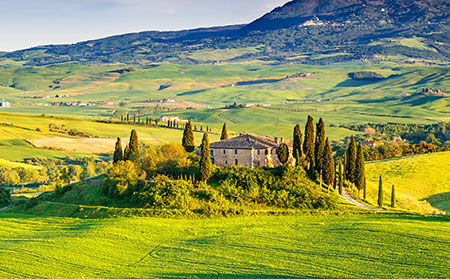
[2,0,449,66]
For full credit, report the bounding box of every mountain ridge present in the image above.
[3,0,450,66]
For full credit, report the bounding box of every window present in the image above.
[211,150,215,156]
[235,150,238,154]
[211,158,215,164]
[223,149,226,154]
[265,149,269,155]
[257,150,260,155]
[235,159,238,165]
[225,160,228,165]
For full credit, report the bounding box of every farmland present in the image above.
[0,213,448,278]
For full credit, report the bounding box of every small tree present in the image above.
[322,138,335,187]
[378,175,383,208]
[128,130,139,161]
[346,135,357,184]
[113,137,123,164]
[355,142,365,199]
[338,160,343,195]
[303,115,315,172]
[315,118,326,174]
[182,121,195,152]
[293,123,303,166]
[277,143,290,165]
[221,123,229,141]
[199,132,212,182]
[391,185,395,208]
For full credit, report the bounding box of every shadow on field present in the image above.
[160,274,325,279]
[381,212,450,222]
[423,192,450,213]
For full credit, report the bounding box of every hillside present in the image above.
[2,0,449,66]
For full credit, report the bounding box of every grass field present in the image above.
[365,152,450,212]
[0,213,448,278]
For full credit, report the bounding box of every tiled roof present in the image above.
[210,134,282,149]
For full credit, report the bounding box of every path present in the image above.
[217,112,237,124]
[0,205,10,211]
[338,187,381,211]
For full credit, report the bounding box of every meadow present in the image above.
[0,213,448,278]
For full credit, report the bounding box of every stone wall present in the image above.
[211,147,294,168]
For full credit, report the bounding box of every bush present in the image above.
[102,161,142,198]
[0,188,10,205]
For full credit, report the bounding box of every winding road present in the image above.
[338,186,380,211]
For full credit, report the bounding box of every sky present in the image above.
[0,0,290,51]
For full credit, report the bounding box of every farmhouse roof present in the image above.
[210,133,285,149]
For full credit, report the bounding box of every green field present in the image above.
[0,213,448,278]
[365,152,450,213]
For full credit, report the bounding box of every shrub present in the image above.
[0,188,10,205]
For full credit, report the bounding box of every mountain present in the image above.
[3,0,450,66]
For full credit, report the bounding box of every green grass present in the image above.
[0,159,42,169]
[365,152,450,212]
[0,213,448,278]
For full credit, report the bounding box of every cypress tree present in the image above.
[363,178,367,201]
[182,121,195,152]
[128,129,139,161]
[321,138,335,187]
[303,115,315,175]
[199,132,212,181]
[221,123,228,140]
[293,124,303,166]
[315,118,326,174]
[126,114,129,122]
[346,135,357,184]
[277,143,290,165]
[133,115,136,123]
[391,185,395,208]
[138,116,141,124]
[378,175,383,208]
[355,142,366,199]
[338,160,343,195]
[113,137,123,164]
[124,145,130,161]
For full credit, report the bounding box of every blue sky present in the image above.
[0,0,289,51]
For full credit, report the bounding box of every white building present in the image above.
[0,100,11,108]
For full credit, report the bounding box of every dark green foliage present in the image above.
[182,121,195,152]
[338,160,343,195]
[128,130,139,161]
[378,176,383,208]
[391,185,396,208]
[346,135,357,183]
[200,133,212,181]
[277,143,290,165]
[315,118,326,174]
[350,71,385,81]
[293,124,303,166]
[355,142,366,198]
[363,178,367,201]
[0,188,10,205]
[221,123,228,141]
[322,138,335,187]
[113,137,123,164]
[303,115,315,172]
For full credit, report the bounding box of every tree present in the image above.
[355,142,366,199]
[182,121,195,152]
[293,124,303,166]
[199,133,212,181]
[102,161,139,198]
[363,178,367,201]
[221,123,228,141]
[128,130,139,161]
[338,160,343,195]
[113,137,123,164]
[315,118,326,174]
[60,166,74,186]
[321,138,335,187]
[277,143,290,165]
[124,145,130,161]
[346,135,357,183]
[303,115,315,175]
[391,185,395,208]
[378,175,383,208]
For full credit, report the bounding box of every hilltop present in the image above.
[2,0,449,66]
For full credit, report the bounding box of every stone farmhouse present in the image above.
[0,100,11,108]
[210,133,294,168]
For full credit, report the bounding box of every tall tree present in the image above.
[391,185,396,208]
[277,143,290,165]
[182,121,195,152]
[293,124,303,166]
[303,115,315,174]
[346,135,357,184]
[128,130,139,161]
[378,175,383,208]
[315,118,326,174]
[363,178,367,200]
[124,145,130,161]
[199,132,212,181]
[355,142,366,199]
[113,137,123,164]
[321,138,335,187]
[221,123,229,141]
[338,160,344,195]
